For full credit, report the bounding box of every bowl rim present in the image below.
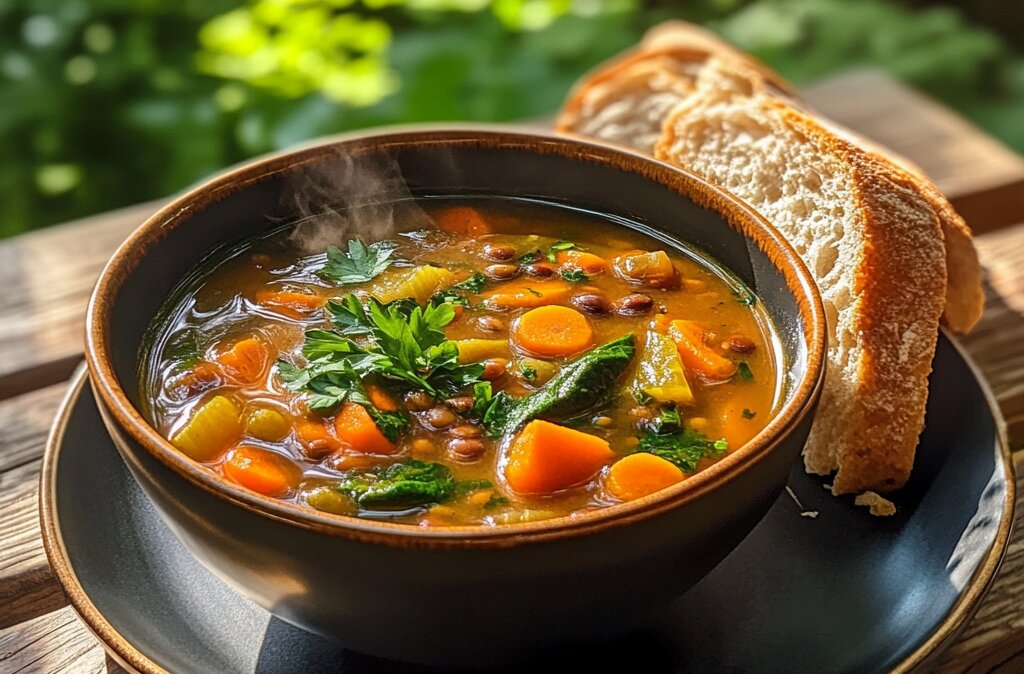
[85,124,827,548]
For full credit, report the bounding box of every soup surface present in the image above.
[142,198,780,526]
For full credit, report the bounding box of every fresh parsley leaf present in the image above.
[363,405,410,443]
[518,249,542,265]
[430,289,470,308]
[742,408,756,419]
[520,364,538,383]
[545,240,578,262]
[637,427,729,473]
[452,272,487,294]
[560,268,590,283]
[319,240,398,285]
[470,381,493,418]
[731,287,757,307]
[736,361,754,381]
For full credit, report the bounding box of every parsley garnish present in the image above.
[736,361,754,381]
[470,381,493,418]
[518,250,542,264]
[560,268,590,283]
[431,272,488,307]
[632,404,728,473]
[319,240,398,285]
[742,408,756,419]
[453,272,487,294]
[520,364,538,383]
[279,295,485,410]
[545,240,578,262]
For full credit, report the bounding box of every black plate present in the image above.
[42,334,1013,674]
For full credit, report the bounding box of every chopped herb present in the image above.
[521,364,538,383]
[545,240,578,262]
[470,381,493,418]
[526,287,543,297]
[453,272,488,294]
[736,361,754,381]
[742,408,757,419]
[430,289,470,308]
[484,494,510,509]
[731,288,757,307]
[633,389,654,405]
[319,240,398,285]
[336,461,456,509]
[483,335,636,437]
[364,406,411,443]
[560,268,590,283]
[518,250,542,265]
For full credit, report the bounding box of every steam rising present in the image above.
[281,150,434,254]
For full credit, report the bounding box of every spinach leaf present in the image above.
[482,334,636,437]
[637,426,728,473]
[319,239,398,285]
[336,461,492,510]
[560,268,590,283]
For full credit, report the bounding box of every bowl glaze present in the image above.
[85,127,825,666]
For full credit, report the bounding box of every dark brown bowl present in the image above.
[84,126,825,666]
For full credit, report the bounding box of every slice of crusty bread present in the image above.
[556,22,984,332]
[654,60,947,494]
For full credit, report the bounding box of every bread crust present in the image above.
[557,21,982,333]
[654,92,946,494]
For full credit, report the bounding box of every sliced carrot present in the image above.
[668,319,738,380]
[364,383,399,412]
[255,289,325,318]
[482,279,572,310]
[294,418,341,459]
[334,402,397,455]
[169,361,222,397]
[556,250,608,274]
[505,420,614,495]
[433,205,492,236]
[223,446,301,496]
[218,337,270,384]
[606,453,684,501]
[512,305,593,357]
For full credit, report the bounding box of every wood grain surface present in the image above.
[0,70,1022,672]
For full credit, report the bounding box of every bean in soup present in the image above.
[141,198,780,526]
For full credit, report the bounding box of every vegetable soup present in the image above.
[141,198,781,526]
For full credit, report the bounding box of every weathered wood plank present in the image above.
[802,70,1024,233]
[0,201,161,400]
[0,607,119,674]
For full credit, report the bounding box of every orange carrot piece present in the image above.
[605,453,684,501]
[482,279,572,310]
[505,420,614,495]
[294,418,341,459]
[512,305,593,357]
[364,383,399,412]
[218,337,270,384]
[255,289,325,318]
[224,446,301,496]
[556,250,608,274]
[433,206,492,236]
[668,319,738,380]
[169,361,222,397]
[334,402,397,455]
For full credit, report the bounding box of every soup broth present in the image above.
[142,198,781,526]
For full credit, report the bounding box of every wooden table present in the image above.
[2,71,1024,673]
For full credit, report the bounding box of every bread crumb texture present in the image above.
[855,491,897,517]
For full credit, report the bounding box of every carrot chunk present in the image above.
[555,250,608,274]
[505,420,613,494]
[512,305,593,357]
[224,446,301,496]
[255,289,325,318]
[668,319,738,380]
[217,337,270,384]
[334,402,397,455]
[433,206,492,236]
[364,383,399,412]
[483,279,572,310]
[606,453,684,501]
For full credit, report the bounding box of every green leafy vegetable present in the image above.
[742,408,757,419]
[483,334,636,437]
[336,461,492,510]
[560,268,590,283]
[736,361,754,381]
[545,240,578,262]
[470,381,493,418]
[520,364,538,383]
[337,460,455,509]
[484,494,510,509]
[453,272,487,293]
[365,406,410,442]
[430,272,487,308]
[319,240,398,285]
[518,249,543,265]
[637,427,729,473]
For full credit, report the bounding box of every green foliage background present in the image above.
[2,0,1023,238]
